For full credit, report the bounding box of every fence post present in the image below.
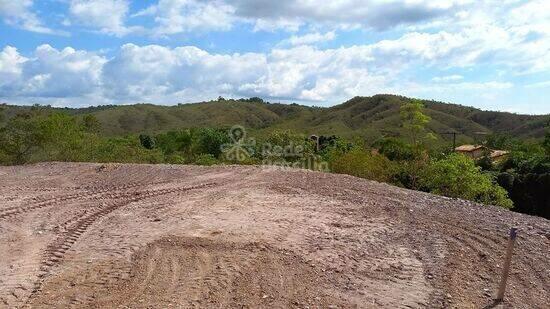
[496,227,517,301]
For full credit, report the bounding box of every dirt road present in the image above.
[0,163,548,308]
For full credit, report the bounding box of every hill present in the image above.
[2,95,548,143]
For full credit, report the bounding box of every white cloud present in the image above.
[0,45,106,98]
[0,46,28,90]
[0,46,27,75]
[0,29,527,106]
[136,0,235,36]
[69,0,136,36]
[436,81,514,91]
[131,0,473,34]
[432,75,464,82]
[102,44,266,100]
[232,0,472,32]
[525,81,550,89]
[280,31,336,46]
[0,0,60,34]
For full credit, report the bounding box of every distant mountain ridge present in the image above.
[1,95,548,144]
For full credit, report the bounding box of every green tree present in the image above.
[91,136,164,164]
[39,113,90,162]
[195,128,230,158]
[330,148,397,183]
[543,127,550,156]
[139,134,156,150]
[82,114,101,133]
[262,130,315,161]
[155,130,193,156]
[0,113,45,164]
[400,99,434,150]
[372,137,414,161]
[420,153,513,208]
[0,105,5,123]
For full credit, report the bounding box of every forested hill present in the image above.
[1,94,548,142]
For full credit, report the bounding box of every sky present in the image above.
[0,0,549,114]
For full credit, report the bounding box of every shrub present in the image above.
[166,154,186,164]
[155,130,193,156]
[139,134,156,150]
[91,136,165,164]
[372,137,414,161]
[194,153,218,166]
[420,153,513,208]
[392,157,429,190]
[261,130,314,162]
[0,113,46,164]
[195,128,230,158]
[330,148,397,183]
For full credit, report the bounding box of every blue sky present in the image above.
[0,0,549,114]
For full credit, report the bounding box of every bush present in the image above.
[261,130,314,162]
[373,137,414,161]
[194,153,218,166]
[330,148,397,183]
[195,128,230,158]
[155,130,193,156]
[165,154,186,164]
[91,136,165,164]
[0,113,46,164]
[420,153,513,208]
[392,157,429,190]
[139,134,156,150]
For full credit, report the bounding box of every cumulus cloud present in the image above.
[0,43,387,104]
[1,37,513,106]
[135,0,235,36]
[279,31,336,46]
[0,0,59,34]
[0,45,106,99]
[102,44,266,99]
[130,0,471,34]
[69,0,137,36]
[0,46,28,91]
[3,1,549,109]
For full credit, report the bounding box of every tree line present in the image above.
[0,102,548,219]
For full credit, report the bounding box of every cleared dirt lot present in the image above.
[0,162,548,308]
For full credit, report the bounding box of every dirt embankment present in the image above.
[0,163,548,308]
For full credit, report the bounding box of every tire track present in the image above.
[430,219,548,290]
[0,181,166,220]
[24,182,216,305]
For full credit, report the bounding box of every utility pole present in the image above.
[440,132,458,151]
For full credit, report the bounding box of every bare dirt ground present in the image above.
[0,162,548,308]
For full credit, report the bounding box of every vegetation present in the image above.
[399,99,435,149]
[0,96,548,219]
[419,154,512,208]
[330,149,396,183]
[480,133,550,218]
[2,95,548,142]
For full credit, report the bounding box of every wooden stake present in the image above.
[496,227,517,301]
